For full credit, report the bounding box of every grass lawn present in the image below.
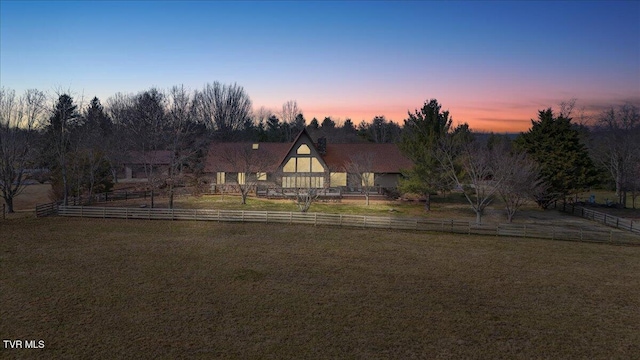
[9,183,52,212]
[1,217,639,359]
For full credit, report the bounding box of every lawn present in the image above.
[1,217,639,359]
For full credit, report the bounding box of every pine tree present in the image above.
[399,99,453,210]
[46,94,79,205]
[515,108,598,208]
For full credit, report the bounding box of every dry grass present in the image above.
[10,184,52,211]
[1,217,639,359]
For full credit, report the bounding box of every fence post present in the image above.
[603,214,607,225]
[524,225,527,238]
[580,228,583,241]
[314,213,317,226]
[340,214,343,226]
[610,230,613,242]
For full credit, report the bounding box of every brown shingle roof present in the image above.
[205,141,413,174]
[126,150,172,165]
[322,143,413,173]
[204,143,290,173]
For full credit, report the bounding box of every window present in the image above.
[257,172,267,181]
[311,158,324,172]
[330,172,347,187]
[297,157,311,172]
[283,158,296,173]
[282,176,324,188]
[297,144,311,154]
[362,172,374,186]
[238,172,246,185]
[216,172,225,184]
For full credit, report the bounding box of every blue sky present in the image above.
[1,1,638,131]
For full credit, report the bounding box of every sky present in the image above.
[1,1,638,132]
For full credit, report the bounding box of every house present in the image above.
[118,150,172,182]
[204,129,413,194]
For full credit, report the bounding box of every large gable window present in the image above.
[297,144,311,154]
[283,155,325,173]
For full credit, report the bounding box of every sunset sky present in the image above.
[1,1,638,132]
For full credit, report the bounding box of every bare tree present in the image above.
[294,186,318,212]
[280,100,302,142]
[0,88,46,212]
[493,147,546,222]
[591,104,640,207]
[105,93,135,182]
[112,89,167,194]
[345,152,379,206]
[194,82,252,139]
[165,85,204,208]
[440,138,504,224]
[287,174,320,212]
[219,144,276,205]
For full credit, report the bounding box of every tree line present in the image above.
[1,84,639,220]
[399,99,640,223]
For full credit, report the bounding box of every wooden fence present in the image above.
[35,202,59,217]
[56,206,640,245]
[563,205,639,235]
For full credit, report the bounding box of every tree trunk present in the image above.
[62,164,69,206]
[169,182,174,209]
[365,193,369,206]
[507,210,514,223]
[476,211,482,224]
[424,193,431,211]
[5,197,14,213]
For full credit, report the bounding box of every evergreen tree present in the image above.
[515,108,598,208]
[399,99,453,210]
[308,117,319,130]
[320,117,335,129]
[46,94,80,205]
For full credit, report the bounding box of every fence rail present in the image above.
[56,206,640,245]
[35,202,59,217]
[563,205,639,235]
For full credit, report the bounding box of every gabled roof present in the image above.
[204,129,413,174]
[323,143,413,173]
[125,150,172,165]
[204,142,290,173]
